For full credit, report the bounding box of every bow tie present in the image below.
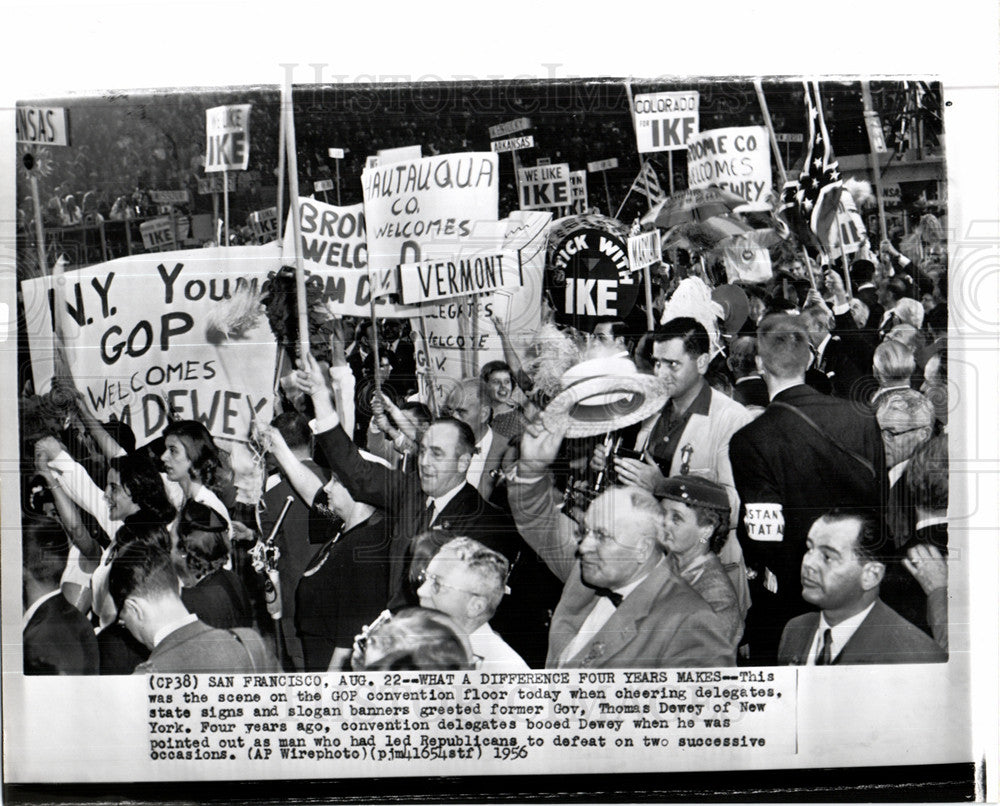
[594,587,623,607]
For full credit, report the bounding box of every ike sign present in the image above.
[518,163,571,209]
[632,91,699,154]
[205,104,251,173]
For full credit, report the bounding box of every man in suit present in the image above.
[849,258,884,334]
[876,389,935,545]
[729,313,887,664]
[442,378,516,502]
[109,541,277,674]
[803,270,874,396]
[876,276,912,342]
[508,420,735,669]
[22,516,99,675]
[292,354,556,667]
[728,336,769,411]
[778,509,945,665]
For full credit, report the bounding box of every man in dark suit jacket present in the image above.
[730,314,887,664]
[22,516,99,675]
[849,259,884,334]
[109,542,277,674]
[778,509,945,665]
[295,355,556,666]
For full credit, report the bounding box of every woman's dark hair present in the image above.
[692,507,731,555]
[109,451,176,525]
[114,520,171,553]
[162,420,228,490]
[176,500,230,579]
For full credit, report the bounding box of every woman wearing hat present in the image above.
[173,500,253,631]
[657,475,744,648]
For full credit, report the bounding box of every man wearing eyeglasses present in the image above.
[417,537,528,671]
[876,388,935,544]
[507,421,735,669]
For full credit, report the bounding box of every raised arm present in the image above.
[37,436,120,542]
[490,314,534,393]
[505,420,577,583]
[252,420,322,507]
[291,352,401,511]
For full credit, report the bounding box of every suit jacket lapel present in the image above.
[435,484,479,531]
[832,601,887,664]
[787,612,820,665]
[556,563,671,667]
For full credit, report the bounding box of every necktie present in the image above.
[594,587,623,607]
[816,628,833,665]
[418,500,436,533]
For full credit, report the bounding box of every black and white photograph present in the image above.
[1,4,997,803]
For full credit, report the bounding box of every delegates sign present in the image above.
[518,163,571,210]
[413,211,551,405]
[205,104,251,173]
[687,125,772,210]
[632,91,699,154]
[20,245,280,444]
[361,152,503,282]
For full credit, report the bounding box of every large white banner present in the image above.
[21,245,280,444]
[361,152,504,281]
[686,125,773,209]
[412,210,551,404]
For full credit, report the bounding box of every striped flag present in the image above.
[776,83,844,254]
[630,162,665,204]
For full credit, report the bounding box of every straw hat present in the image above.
[540,351,669,438]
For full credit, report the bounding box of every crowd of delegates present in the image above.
[21,234,950,674]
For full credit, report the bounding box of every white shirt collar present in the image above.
[23,589,64,630]
[888,459,909,486]
[815,333,832,362]
[152,612,199,648]
[809,600,877,664]
[427,481,467,524]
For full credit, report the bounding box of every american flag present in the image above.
[630,161,665,205]
[776,83,844,254]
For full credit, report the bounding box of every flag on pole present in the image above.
[775,83,843,254]
[630,162,665,204]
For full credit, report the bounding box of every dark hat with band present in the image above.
[657,474,730,512]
